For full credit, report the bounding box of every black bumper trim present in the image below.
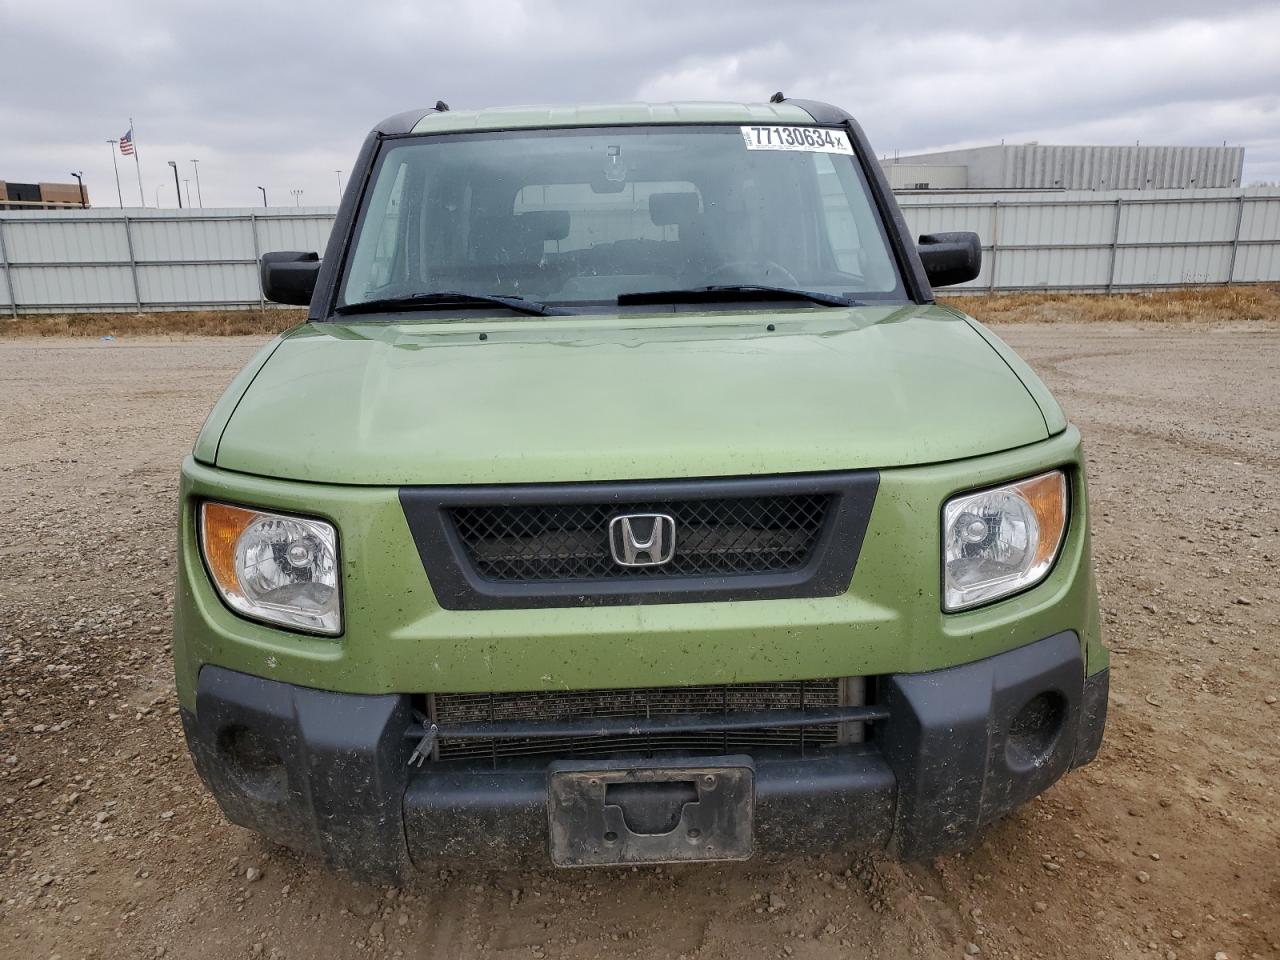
[182,669,415,883]
[878,630,1090,858]
[406,703,890,746]
[401,748,898,867]
[1074,667,1109,768]
[182,633,1107,878]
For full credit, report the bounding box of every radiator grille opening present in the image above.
[448,494,830,583]
[427,679,864,763]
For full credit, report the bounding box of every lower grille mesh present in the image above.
[430,680,848,762]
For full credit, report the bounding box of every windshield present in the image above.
[339,125,905,310]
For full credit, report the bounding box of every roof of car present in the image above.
[403,101,819,134]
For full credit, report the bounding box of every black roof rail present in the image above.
[373,101,450,135]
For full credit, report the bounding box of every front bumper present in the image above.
[182,631,1107,882]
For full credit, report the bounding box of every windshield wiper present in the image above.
[336,291,563,317]
[617,285,858,308]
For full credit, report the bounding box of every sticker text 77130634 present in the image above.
[740,126,854,155]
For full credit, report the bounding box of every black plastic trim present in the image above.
[1074,667,1109,767]
[307,105,448,322]
[788,99,935,303]
[375,108,436,135]
[183,666,414,883]
[878,630,1089,858]
[410,704,889,743]
[398,471,879,610]
[180,633,1108,872]
[308,129,381,322]
[404,746,897,866]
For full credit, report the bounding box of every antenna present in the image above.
[435,100,450,112]
[769,92,785,103]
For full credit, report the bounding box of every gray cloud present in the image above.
[1,0,1277,210]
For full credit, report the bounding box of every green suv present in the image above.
[175,98,1107,879]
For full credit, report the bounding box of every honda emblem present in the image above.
[608,513,676,567]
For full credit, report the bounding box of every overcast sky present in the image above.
[2,0,1277,208]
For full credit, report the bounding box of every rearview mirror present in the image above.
[917,232,981,288]
[260,251,320,305]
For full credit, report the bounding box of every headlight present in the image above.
[199,502,341,635]
[942,471,1068,612]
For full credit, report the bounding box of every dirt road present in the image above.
[1,319,1277,959]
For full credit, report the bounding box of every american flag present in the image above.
[119,129,134,156]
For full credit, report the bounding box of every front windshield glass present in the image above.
[339,125,905,309]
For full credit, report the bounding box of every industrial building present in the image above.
[882,143,1244,191]
[0,180,89,210]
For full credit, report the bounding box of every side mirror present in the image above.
[260,251,320,305]
[917,232,981,288]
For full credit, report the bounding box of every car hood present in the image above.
[208,305,1056,485]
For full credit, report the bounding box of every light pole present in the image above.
[336,170,343,201]
[190,159,203,207]
[290,188,303,207]
[155,183,164,208]
[127,116,145,207]
[69,171,86,208]
[183,178,192,207]
[106,141,124,207]
[167,160,183,208]
[257,186,267,207]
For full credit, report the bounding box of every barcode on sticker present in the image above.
[741,126,854,154]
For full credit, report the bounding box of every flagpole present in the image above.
[130,117,145,207]
[106,140,124,208]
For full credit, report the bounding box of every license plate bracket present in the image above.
[547,757,755,867]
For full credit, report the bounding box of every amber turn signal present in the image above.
[200,502,258,599]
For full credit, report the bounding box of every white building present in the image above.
[882,143,1245,191]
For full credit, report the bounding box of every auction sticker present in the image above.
[741,125,854,154]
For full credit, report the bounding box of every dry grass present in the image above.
[0,308,304,338]
[1,286,1277,337]
[946,284,1280,326]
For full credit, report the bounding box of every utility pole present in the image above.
[167,161,182,208]
[336,170,343,201]
[191,159,203,207]
[106,140,124,207]
[257,186,267,207]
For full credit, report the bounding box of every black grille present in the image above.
[399,472,879,609]
[430,680,848,762]
[448,495,830,582]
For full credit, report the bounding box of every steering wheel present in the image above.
[703,259,799,287]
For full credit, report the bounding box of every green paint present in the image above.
[173,420,1101,712]
[205,306,1053,486]
[173,107,1105,715]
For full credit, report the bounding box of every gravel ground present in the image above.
[1,320,1277,960]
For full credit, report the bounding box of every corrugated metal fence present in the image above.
[1,189,1278,314]
[898,187,1280,292]
[0,208,334,315]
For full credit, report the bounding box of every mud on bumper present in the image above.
[181,631,1107,882]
